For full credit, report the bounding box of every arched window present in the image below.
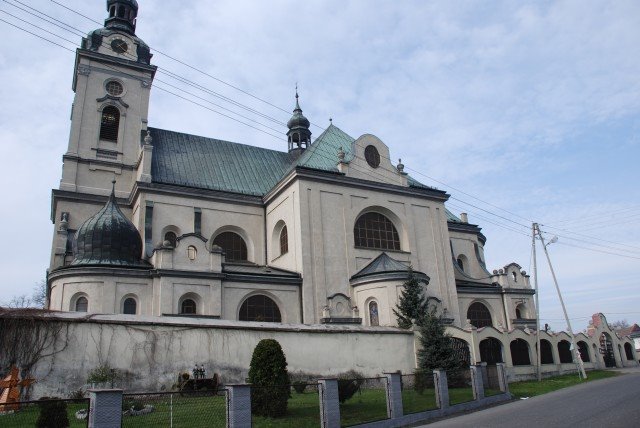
[75,296,88,312]
[354,212,400,251]
[109,6,115,17]
[123,297,137,315]
[164,231,177,248]
[479,337,503,365]
[558,340,573,363]
[181,299,196,315]
[511,271,517,282]
[239,295,281,322]
[214,232,247,262]
[368,301,379,326]
[467,302,492,328]
[624,343,634,361]
[578,341,590,362]
[117,5,125,18]
[540,339,554,364]
[99,106,120,141]
[515,305,525,319]
[456,258,465,271]
[279,226,288,255]
[510,339,531,366]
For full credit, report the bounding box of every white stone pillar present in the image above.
[496,363,509,393]
[88,389,122,428]
[227,384,251,428]
[470,365,485,400]
[318,379,340,428]
[433,370,449,409]
[384,372,403,419]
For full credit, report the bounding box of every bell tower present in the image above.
[286,90,312,157]
[59,0,156,198]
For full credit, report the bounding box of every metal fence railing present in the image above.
[0,398,89,428]
[447,369,474,405]
[251,383,321,427]
[121,389,227,427]
[339,377,388,427]
[401,373,437,414]
[485,365,502,396]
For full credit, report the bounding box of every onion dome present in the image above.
[286,89,312,153]
[71,182,145,267]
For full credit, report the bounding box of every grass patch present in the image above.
[449,387,474,405]
[340,388,388,427]
[252,390,320,427]
[509,370,618,399]
[402,388,438,414]
[0,402,89,428]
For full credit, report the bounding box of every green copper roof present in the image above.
[150,127,295,196]
[149,124,442,198]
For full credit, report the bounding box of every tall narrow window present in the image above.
[194,208,202,235]
[368,301,379,326]
[123,297,137,315]
[99,106,120,141]
[213,232,247,262]
[75,296,88,312]
[457,258,465,271]
[354,212,400,250]
[279,225,288,255]
[164,231,177,248]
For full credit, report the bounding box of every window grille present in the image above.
[279,226,288,255]
[181,299,196,314]
[213,232,247,262]
[467,302,492,328]
[354,212,400,250]
[164,231,177,247]
[239,295,281,322]
[75,296,88,312]
[123,298,137,315]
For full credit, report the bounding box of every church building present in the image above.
[47,0,537,334]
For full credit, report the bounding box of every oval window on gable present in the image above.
[354,212,400,251]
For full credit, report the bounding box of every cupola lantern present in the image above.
[105,0,139,34]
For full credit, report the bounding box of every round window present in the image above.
[364,145,380,168]
[106,81,124,97]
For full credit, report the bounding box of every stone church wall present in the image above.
[26,312,415,398]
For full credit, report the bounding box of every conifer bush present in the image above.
[393,268,428,328]
[248,339,290,417]
[337,369,364,403]
[36,397,69,428]
[417,307,465,385]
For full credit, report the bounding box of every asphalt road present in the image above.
[421,369,640,427]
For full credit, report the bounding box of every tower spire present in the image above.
[286,86,311,156]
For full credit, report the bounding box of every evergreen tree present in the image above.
[248,339,290,417]
[393,268,428,329]
[416,307,465,385]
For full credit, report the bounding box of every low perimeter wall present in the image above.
[2,311,416,398]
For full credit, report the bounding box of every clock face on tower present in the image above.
[111,39,128,54]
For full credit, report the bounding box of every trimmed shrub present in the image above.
[292,381,307,394]
[337,370,364,403]
[36,397,69,428]
[248,339,290,417]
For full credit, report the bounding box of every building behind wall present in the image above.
[28,0,637,394]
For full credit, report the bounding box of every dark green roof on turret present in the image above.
[71,182,147,267]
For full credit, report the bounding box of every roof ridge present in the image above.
[148,126,291,156]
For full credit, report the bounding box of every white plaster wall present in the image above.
[29,314,415,397]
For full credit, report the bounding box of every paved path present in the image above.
[421,369,640,427]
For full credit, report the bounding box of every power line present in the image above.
[10,4,640,262]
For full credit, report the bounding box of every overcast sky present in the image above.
[0,0,638,331]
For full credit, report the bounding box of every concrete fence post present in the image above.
[479,362,488,387]
[88,389,123,428]
[384,372,403,419]
[470,365,485,400]
[433,370,449,409]
[318,379,340,428]
[226,384,252,428]
[496,363,509,393]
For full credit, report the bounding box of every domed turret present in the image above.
[105,0,139,34]
[71,182,145,267]
[287,89,312,155]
